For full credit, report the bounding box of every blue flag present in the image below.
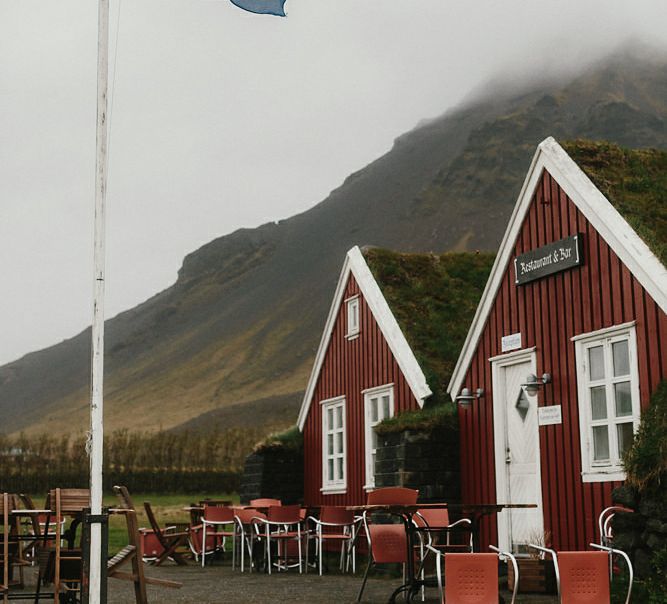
[229,0,286,16]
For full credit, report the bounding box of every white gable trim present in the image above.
[297,246,432,431]
[448,136,667,399]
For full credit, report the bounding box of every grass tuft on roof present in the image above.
[364,248,494,406]
[562,140,667,267]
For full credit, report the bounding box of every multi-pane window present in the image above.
[321,397,346,491]
[574,324,640,482]
[364,385,394,488]
[346,296,360,338]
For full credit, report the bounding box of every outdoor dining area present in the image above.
[1,486,634,603]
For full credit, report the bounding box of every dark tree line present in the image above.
[0,427,264,494]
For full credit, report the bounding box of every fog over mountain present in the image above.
[1,50,665,437]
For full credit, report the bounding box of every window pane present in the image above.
[590,386,607,420]
[371,452,376,474]
[335,432,343,454]
[382,395,391,418]
[612,340,630,377]
[328,459,334,482]
[335,405,342,429]
[592,426,610,461]
[337,458,344,481]
[327,434,333,456]
[327,408,333,429]
[371,399,378,423]
[616,422,634,456]
[614,382,633,417]
[588,346,605,380]
[371,431,378,449]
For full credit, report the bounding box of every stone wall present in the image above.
[612,485,667,578]
[374,425,460,502]
[239,445,303,504]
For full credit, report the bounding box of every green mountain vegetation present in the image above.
[0,50,665,451]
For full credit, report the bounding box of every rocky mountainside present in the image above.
[1,50,666,436]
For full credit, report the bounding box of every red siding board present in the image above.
[457,170,665,551]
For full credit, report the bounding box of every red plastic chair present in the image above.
[530,543,633,604]
[306,506,360,575]
[427,545,519,604]
[199,505,235,567]
[249,498,282,508]
[366,487,418,505]
[254,505,304,574]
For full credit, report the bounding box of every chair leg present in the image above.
[266,531,271,575]
[357,557,373,602]
[201,524,206,568]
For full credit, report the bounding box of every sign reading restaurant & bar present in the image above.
[514,234,583,285]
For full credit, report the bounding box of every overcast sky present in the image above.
[1,0,665,366]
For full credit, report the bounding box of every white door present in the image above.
[493,352,544,553]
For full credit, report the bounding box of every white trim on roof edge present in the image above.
[448,136,667,400]
[297,246,432,431]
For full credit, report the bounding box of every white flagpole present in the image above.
[90,0,109,601]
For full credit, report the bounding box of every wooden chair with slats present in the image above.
[108,485,182,602]
[143,502,190,566]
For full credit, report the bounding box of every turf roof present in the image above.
[561,140,667,267]
[363,248,494,406]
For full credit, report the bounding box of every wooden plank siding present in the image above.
[303,274,421,507]
[458,168,667,551]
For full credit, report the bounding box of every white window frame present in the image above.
[573,321,641,483]
[345,295,360,339]
[320,395,347,494]
[363,384,394,489]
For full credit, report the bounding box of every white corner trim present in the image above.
[448,136,667,400]
[297,246,432,431]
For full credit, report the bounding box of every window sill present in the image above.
[581,469,626,483]
[345,332,360,341]
[320,486,347,495]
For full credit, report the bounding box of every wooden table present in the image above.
[347,502,537,603]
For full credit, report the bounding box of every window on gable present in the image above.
[346,296,360,338]
[574,323,641,482]
[321,396,346,492]
[363,385,394,489]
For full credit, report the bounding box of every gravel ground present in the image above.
[12,561,558,603]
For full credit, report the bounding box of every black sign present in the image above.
[514,234,583,285]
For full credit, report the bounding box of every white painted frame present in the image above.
[491,348,543,552]
[345,295,360,339]
[573,322,641,483]
[320,395,347,494]
[363,384,395,490]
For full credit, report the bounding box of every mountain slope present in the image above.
[1,50,666,436]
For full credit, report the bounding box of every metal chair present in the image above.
[426,545,519,604]
[598,505,632,547]
[233,508,265,572]
[253,505,304,574]
[357,487,419,602]
[249,498,282,508]
[529,543,633,604]
[306,506,360,575]
[200,505,235,567]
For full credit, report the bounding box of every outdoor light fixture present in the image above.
[522,373,552,396]
[456,387,484,407]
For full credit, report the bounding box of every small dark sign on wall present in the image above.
[514,234,583,285]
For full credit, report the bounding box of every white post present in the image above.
[90,0,109,602]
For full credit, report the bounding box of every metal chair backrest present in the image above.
[445,552,498,603]
[558,551,610,603]
[267,505,301,524]
[250,498,281,507]
[368,525,407,564]
[320,506,355,525]
[366,487,418,505]
[414,507,450,528]
[203,505,234,523]
[598,506,632,545]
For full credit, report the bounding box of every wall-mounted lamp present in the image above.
[455,387,484,407]
[522,373,551,396]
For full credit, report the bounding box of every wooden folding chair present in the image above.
[142,502,189,566]
[108,486,181,603]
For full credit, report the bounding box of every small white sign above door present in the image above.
[501,332,522,352]
[538,405,562,426]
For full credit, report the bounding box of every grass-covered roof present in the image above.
[562,140,667,267]
[363,248,494,405]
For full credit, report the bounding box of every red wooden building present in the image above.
[448,138,667,553]
[297,246,493,506]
